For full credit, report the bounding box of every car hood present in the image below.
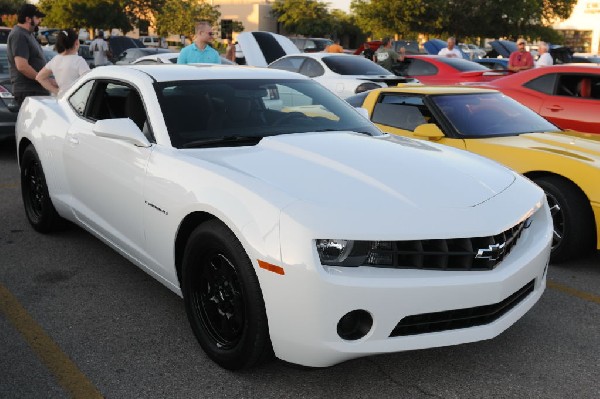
[236,31,300,67]
[185,132,516,209]
[510,131,600,162]
[489,40,517,58]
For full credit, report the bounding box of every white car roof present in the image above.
[135,52,180,62]
[87,64,309,83]
[278,53,355,60]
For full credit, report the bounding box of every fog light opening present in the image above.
[337,309,373,341]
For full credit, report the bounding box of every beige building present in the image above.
[214,0,277,40]
[553,0,600,54]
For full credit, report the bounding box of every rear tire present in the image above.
[534,176,595,263]
[20,145,65,233]
[182,220,272,370]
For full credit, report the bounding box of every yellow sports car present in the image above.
[347,86,600,262]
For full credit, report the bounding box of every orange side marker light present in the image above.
[258,260,285,275]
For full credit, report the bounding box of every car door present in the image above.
[63,79,153,259]
[537,73,600,132]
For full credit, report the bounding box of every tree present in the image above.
[124,0,165,31]
[0,0,25,16]
[351,0,429,39]
[351,0,578,42]
[271,0,334,37]
[38,0,133,33]
[155,0,220,41]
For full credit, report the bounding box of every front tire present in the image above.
[182,220,272,370]
[534,176,595,263]
[20,145,65,233]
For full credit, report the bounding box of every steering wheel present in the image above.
[273,112,309,126]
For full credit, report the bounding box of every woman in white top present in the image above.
[36,29,90,96]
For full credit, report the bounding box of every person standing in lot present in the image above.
[6,4,49,105]
[177,21,221,64]
[90,30,111,66]
[362,42,375,60]
[374,37,402,72]
[535,42,553,67]
[36,29,90,96]
[224,37,236,62]
[509,38,534,72]
[325,39,344,53]
[438,37,462,58]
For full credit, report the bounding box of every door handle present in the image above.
[545,105,563,112]
[68,136,79,144]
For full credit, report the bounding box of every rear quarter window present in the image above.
[524,73,557,95]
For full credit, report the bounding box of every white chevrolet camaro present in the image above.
[16,65,552,370]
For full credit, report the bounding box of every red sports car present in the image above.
[391,55,507,85]
[472,65,600,134]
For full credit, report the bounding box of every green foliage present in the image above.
[0,0,25,17]
[351,0,429,38]
[155,0,220,40]
[351,0,578,42]
[38,0,132,32]
[232,20,244,33]
[271,0,335,37]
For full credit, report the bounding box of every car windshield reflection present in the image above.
[432,93,560,137]
[154,78,382,148]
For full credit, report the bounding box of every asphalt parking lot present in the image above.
[1,140,599,399]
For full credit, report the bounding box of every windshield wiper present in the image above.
[182,135,263,149]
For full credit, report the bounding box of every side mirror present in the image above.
[413,123,445,140]
[93,118,151,147]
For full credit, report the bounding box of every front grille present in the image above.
[368,218,529,271]
[389,279,535,337]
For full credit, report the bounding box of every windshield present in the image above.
[155,78,382,148]
[436,57,490,72]
[322,55,392,76]
[431,92,560,137]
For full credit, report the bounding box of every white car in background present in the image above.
[268,53,413,98]
[235,31,413,98]
[16,64,552,370]
[131,52,236,65]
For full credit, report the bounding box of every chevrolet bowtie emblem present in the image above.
[475,242,506,261]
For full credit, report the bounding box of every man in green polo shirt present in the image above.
[177,21,221,65]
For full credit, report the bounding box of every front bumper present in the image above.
[259,200,552,367]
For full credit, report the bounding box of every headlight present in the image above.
[316,239,394,267]
[355,82,381,94]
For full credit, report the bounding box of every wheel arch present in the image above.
[524,170,591,207]
[174,211,218,285]
[524,170,598,250]
[18,137,33,167]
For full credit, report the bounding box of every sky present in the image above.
[328,0,352,13]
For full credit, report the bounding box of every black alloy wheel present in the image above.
[192,252,244,349]
[182,220,272,370]
[534,175,595,263]
[20,145,64,233]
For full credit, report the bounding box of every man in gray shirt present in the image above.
[7,4,49,105]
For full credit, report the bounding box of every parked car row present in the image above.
[4,29,599,374]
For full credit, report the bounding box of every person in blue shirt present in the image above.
[177,21,221,65]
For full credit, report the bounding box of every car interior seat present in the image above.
[226,97,252,127]
[578,78,592,98]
